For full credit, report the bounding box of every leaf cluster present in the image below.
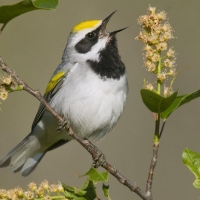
[141,89,200,119]
[0,0,58,32]
[62,168,110,200]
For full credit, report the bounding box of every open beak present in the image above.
[99,11,128,38]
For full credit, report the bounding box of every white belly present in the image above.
[50,65,128,141]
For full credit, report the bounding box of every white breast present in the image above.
[50,63,128,141]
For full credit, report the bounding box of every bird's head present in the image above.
[63,11,127,79]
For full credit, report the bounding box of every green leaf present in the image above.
[182,148,200,188]
[178,90,200,107]
[140,89,177,113]
[161,95,188,119]
[61,168,109,200]
[33,0,59,9]
[161,90,200,119]
[0,0,58,24]
[84,167,109,182]
[62,183,87,200]
[62,180,97,200]
[102,184,111,200]
[81,180,96,200]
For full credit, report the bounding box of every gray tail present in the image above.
[0,136,45,176]
[21,153,45,176]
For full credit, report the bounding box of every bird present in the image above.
[0,11,128,176]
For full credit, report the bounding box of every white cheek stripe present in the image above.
[81,37,108,62]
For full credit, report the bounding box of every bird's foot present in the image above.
[57,118,69,132]
[92,147,106,168]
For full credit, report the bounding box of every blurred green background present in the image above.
[0,0,200,199]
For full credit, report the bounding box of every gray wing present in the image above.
[31,74,67,130]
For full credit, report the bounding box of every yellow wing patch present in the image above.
[73,20,101,32]
[45,71,65,94]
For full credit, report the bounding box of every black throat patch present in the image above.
[87,36,125,80]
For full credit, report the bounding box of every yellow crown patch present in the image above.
[73,20,101,32]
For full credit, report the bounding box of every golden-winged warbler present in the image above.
[0,11,128,176]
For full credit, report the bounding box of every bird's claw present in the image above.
[92,149,106,168]
[57,118,69,132]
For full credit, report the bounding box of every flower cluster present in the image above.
[0,74,12,101]
[0,73,23,110]
[0,86,8,101]
[135,5,177,97]
[0,180,66,200]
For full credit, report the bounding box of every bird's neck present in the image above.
[87,37,126,80]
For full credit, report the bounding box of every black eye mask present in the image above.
[75,28,100,54]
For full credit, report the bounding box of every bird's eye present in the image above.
[87,32,96,39]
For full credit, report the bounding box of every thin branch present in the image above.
[0,59,63,123]
[155,112,160,138]
[69,134,147,199]
[145,119,166,198]
[159,120,166,138]
[0,57,149,200]
[145,113,160,199]
[145,142,159,200]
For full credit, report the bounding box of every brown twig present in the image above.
[144,120,164,199]
[0,57,150,199]
[145,114,161,199]
[145,142,159,200]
